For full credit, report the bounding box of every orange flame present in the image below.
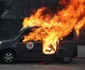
[22,0,85,54]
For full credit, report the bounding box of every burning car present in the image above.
[0,26,77,64]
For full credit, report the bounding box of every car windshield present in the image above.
[10,30,21,39]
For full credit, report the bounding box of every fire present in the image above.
[22,0,85,54]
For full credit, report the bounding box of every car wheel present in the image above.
[61,57,72,64]
[1,50,16,64]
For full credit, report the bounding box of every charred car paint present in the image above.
[0,26,77,64]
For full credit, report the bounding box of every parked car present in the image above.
[0,26,77,64]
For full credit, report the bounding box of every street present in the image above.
[0,58,85,70]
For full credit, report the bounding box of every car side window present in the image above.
[19,31,30,43]
[18,28,35,43]
[63,31,74,41]
[22,28,33,36]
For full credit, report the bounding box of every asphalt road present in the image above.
[0,58,85,70]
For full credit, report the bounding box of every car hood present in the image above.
[0,39,14,45]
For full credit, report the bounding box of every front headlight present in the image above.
[0,41,2,45]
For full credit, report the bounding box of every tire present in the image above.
[61,57,72,64]
[1,50,16,64]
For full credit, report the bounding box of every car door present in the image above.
[15,38,43,59]
[14,27,43,59]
